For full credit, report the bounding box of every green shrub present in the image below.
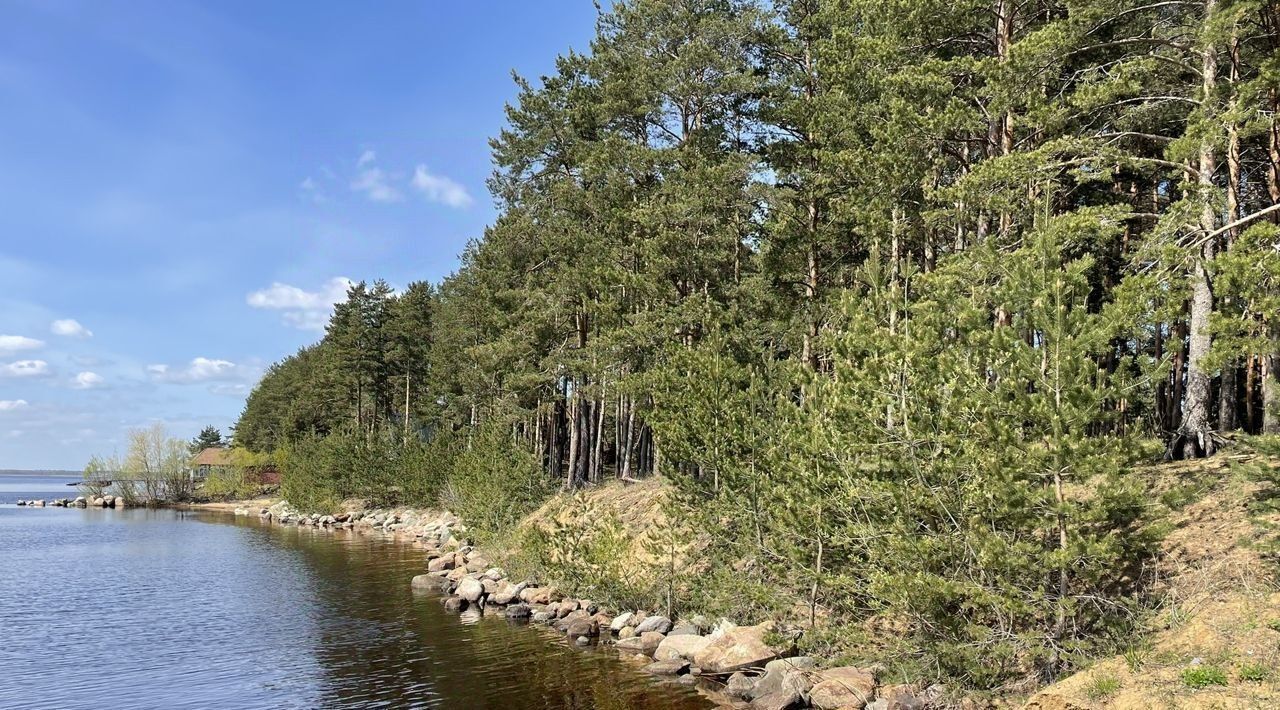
[1180,666,1228,689]
[441,422,553,544]
[1238,663,1269,682]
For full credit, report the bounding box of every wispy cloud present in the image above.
[246,276,353,331]
[72,371,104,389]
[0,399,28,411]
[0,335,44,355]
[412,165,473,208]
[350,150,402,203]
[147,357,248,384]
[50,319,93,338]
[209,383,250,397]
[1,360,51,378]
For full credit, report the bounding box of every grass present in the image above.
[1180,666,1229,689]
[1238,663,1269,682]
[1267,619,1280,633]
[1123,642,1153,672]
[1084,674,1121,701]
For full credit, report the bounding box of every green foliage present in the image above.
[1238,663,1269,682]
[278,429,451,512]
[441,422,553,545]
[189,426,225,454]
[1084,674,1121,701]
[1181,666,1229,689]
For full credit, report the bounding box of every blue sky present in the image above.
[0,0,598,469]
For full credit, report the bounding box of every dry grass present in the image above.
[1024,451,1280,710]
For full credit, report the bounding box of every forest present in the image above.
[232,0,1280,691]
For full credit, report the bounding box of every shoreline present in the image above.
[199,498,937,710]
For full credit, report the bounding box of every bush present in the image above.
[441,422,553,544]
[278,428,455,512]
[1180,666,1228,689]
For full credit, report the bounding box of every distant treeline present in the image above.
[233,0,1280,689]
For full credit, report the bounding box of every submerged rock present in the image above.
[645,659,690,676]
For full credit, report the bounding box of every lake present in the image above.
[0,476,714,709]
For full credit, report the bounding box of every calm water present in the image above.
[0,479,713,710]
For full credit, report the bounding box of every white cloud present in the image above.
[412,165,473,208]
[50,319,92,338]
[72,371,104,389]
[0,335,44,355]
[0,399,28,411]
[246,276,353,331]
[350,151,402,203]
[1,360,50,378]
[147,357,258,385]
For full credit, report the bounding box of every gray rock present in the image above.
[645,659,690,676]
[635,615,672,634]
[532,611,553,623]
[455,577,485,603]
[411,574,443,591]
[442,596,467,613]
[565,619,599,638]
[505,604,532,619]
[725,672,757,700]
[574,636,591,646]
[668,622,702,636]
[654,634,713,663]
[609,612,635,633]
[751,657,817,699]
[750,688,804,710]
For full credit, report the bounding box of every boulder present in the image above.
[691,622,783,675]
[750,688,804,710]
[725,672,757,700]
[751,657,816,700]
[615,630,665,655]
[411,574,444,591]
[808,667,877,710]
[447,567,468,582]
[610,612,635,633]
[482,567,505,581]
[565,619,599,638]
[492,585,519,606]
[645,659,690,676]
[465,556,491,573]
[669,621,702,636]
[635,615,672,634]
[455,577,485,603]
[481,578,498,595]
[505,604,532,620]
[874,684,926,710]
[654,634,713,663]
[532,611,553,623]
[427,555,455,573]
[442,597,467,613]
[618,626,637,640]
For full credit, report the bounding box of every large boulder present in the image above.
[645,659,690,676]
[565,619,599,638]
[808,667,877,710]
[750,688,804,710]
[750,657,816,699]
[427,555,455,573]
[691,622,783,674]
[725,672,757,700]
[634,615,672,634]
[455,577,485,603]
[615,631,664,655]
[411,574,444,591]
[654,634,712,663]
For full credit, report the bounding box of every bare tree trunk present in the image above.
[1180,0,1219,458]
[1266,356,1280,434]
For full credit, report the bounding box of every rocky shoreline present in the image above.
[16,495,125,509]
[241,500,941,710]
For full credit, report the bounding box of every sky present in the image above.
[0,0,599,469]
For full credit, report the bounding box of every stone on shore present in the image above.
[725,672,757,700]
[442,596,467,613]
[691,622,783,675]
[427,555,455,573]
[505,604,532,620]
[645,659,690,676]
[634,615,672,634]
[654,634,712,663]
[750,688,804,710]
[616,630,665,655]
[808,666,877,710]
[411,574,444,591]
[750,657,816,699]
[609,611,634,633]
[565,619,599,638]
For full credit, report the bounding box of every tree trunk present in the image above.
[1266,356,1280,434]
[1179,0,1218,459]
